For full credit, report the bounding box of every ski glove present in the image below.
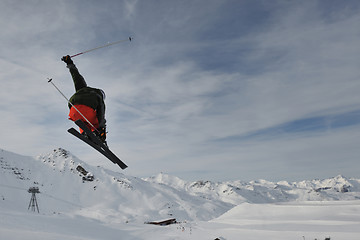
[61,55,74,65]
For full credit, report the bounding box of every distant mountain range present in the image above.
[1,147,359,224]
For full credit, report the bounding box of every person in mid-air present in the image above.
[61,55,107,143]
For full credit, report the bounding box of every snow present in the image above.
[1,148,360,239]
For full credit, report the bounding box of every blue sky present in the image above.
[1,0,360,182]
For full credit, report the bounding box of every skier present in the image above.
[61,55,107,143]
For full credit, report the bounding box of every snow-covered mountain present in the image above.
[146,172,360,204]
[1,147,360,240]
[1,148,232,223]
[1,147,360,223]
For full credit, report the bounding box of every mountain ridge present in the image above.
[1,147,360,224]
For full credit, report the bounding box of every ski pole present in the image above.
[70,37,132,58]
[47,78,100,133]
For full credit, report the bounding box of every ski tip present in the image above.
[115,161,128,169]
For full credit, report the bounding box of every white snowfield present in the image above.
[1,148,360,240]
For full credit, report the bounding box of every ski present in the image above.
[67,128,115,163]
[68,120,128,169]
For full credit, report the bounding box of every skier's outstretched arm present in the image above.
[61,55,87,91]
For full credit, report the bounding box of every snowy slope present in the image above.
[2,147,360,221]
[2,147,360,240]
[209,201,360,240]
[0,148,232,223]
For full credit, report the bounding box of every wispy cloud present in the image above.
[214,110,360,143]
[0,0,360,181]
